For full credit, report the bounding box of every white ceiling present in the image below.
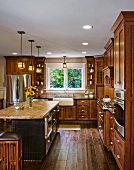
[0,0,134,58]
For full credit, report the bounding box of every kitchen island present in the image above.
[0,100,59,161]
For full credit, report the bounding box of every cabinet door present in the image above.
[95,58,104,85]
[114,24,124,89]
[64,106,76,120]
[59,106,64,120]
[89,100,97,120]
[6,58,18,74]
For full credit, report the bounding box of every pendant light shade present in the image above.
[28,40,34,71]
[18,31,25,69]
[63,56,67,68]
[36,46,42,73]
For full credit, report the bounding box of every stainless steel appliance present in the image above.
[114,90,125,138]
[6,74,32,106]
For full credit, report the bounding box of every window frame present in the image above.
[46,63,86,92]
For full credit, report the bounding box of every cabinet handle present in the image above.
[110,128,113,130]
[110,142,113,145]
[82,116,84,118]
[110,116,113,119]
[117,140,120,143]
[82,110,84,112]
[101,115,103,117]
[82,101,84,103]
[99,126,102,128]
[47,140,50,143]
[117,155,120,159]
[99,112,102,113]
[53,118,55,121]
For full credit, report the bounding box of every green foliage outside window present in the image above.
[50,68,82,89]
[50,69,64,88]
[68,69,82,88]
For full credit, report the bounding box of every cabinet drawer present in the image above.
[114,131,125,154]
[77,115,89,120]
[77,100,89,105]
[77,106,88,112]
[114,143,124,170]
[77,110,88,116]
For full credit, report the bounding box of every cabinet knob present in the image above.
[110,142,113,145]
[101,115,103,117]
[99,126,102,128]
[47,140,50,143]
[82,116,84,118]
[117,140,120,143]
[110,116,113,119]
[110,128,113,130]
[53,118,55,121]
[82,101,84,103]
[99,112,102,113]
[82,110,84,112]
[117,155,120,159]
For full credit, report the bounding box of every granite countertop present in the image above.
[0,100,59,119]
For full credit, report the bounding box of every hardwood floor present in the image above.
[0,122,119,170]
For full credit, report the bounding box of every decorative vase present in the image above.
[28,97,33,108]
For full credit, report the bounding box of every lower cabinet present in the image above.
[59,106,76,121]
[97,104,125,170]
[77,99,97,121]
[59,99,97,121]
[112,130,125,170]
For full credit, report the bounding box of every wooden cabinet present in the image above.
[59,106,76,121]
[90,100,97,120]
[109,113,115,152]
[103,66,114,87]
[104,38,114,68]
[77,99,97,121]
[95,57,104,98]
[97,105,111,147]
[112,23,124,89]
[0,99,3,109]
[85,56,95,89]
[113,130,125,170]
[5,56,19,74]
[34,57,45,88]
[77,100,90,120]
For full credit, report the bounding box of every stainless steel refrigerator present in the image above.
[6,74,32,106]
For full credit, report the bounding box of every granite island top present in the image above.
[0,100,59,119]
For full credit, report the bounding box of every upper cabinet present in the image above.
[85,56,95,89]
[34,57,45,88]
[104,38,114,68]
[4,56,45,87]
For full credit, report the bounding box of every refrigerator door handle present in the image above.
[16,77,19,99]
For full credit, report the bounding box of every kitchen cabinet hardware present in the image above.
[117,140,120,143]
[117,155,120,159]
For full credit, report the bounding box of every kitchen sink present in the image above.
[53,97,74,106]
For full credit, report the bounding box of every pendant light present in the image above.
[36,46,42,73]
[28,40,34,71]
[17,31,25,69]
[63,56,67,68]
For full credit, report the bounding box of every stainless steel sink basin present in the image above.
[53,98,74,106]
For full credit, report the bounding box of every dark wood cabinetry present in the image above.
[103,66,114,87]
[97,105,110,147]
[95,57,104,98]
[85,56,95,89]
[77,99,97,121]
[104,38,114,68]
[59,106,76,121]
[34,57,45,88]
[0,99,3,110]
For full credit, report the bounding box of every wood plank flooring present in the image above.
[0,122,119,170]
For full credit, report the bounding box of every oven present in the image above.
[114,90,125,138]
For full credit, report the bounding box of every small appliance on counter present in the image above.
[89,92,95,98]
[84,90,89,98]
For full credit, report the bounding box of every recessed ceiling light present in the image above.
[47,52,52,54]
[82,51,87,54]
[82,42,89,45]
[12,52,18,55]
[83,25,93,29]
